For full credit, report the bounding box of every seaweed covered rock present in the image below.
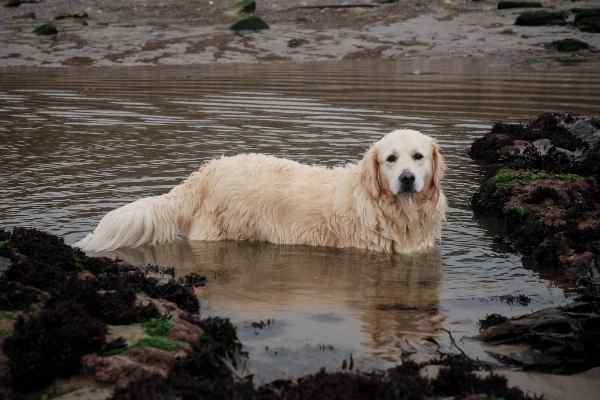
[545,38,591,52]
[574,9,600,33]
[198,317,243,360]
[0,228,200,314]
[498,1,542,10]
[33,23,58,35]
[480,301,600,373]
[471,168,600,273]
[0,227,203,396]
[471,114,600,373]
[515,10,567,26]
[470,113,600,178]
[470,113,600,275]
[230,15,269,32]
[49,277,161,325]
[0,280,44,310]
[3,302,107,391]
[112,317,250,400]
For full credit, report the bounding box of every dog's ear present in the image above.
[429,141,446,201]
[361,145,382,199]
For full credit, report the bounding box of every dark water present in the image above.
[1,61,599,382]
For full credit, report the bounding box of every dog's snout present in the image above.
[399,170,416,192]
[400,172,415,185]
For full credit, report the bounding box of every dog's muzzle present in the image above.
[398,171,416,193]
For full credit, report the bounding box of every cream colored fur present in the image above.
[74,130,447,254]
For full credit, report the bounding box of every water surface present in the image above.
[1,61,599,382]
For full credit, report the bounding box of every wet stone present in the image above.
[546,38,591,52]
[498,1,542,10]
[33,23,58,35]
[4,0,21,7]
[55,12,88,20]
[234,0,256,14]
[515,10,567,26]
[288,38,309,48]
[574,8,600,33]
[230,16,269,32]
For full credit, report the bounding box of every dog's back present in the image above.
[184,154,347,246]
[75,154,352,252]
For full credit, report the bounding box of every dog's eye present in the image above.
[413,152,423,161]
[386,154,397,163]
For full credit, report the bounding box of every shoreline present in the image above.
[2,0,600,69]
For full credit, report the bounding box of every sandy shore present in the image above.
[1,0,599,68]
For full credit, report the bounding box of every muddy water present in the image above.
[1,61,600,383]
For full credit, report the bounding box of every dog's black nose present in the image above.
[399,171,415,192]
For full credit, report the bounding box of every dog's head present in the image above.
[360,129,446,202]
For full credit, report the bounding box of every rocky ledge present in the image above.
[469,113,600,374]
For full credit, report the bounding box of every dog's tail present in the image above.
[73,193,187,253]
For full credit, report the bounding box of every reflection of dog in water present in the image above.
[75,130,446,254]
[109,239,443,351]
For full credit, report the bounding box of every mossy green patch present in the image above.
[397,40,430,47]
[493,168,582,187]
[510,207,529,218]
[143,318,172,337]
[493,168,518,185]
[135,336,181,352]
[230,16,269,32]
[0,240,9,249]
[0,310,18,320]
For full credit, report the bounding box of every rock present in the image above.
[0,256,11,276]
[287,38,309,48]
[128,346,180,373]
[471,169,600,272]
[33,23,58,35]
[63,56,95,66]
[470,114,600,275]
[3,302,107,391]
[230,15,269,32]
[170,316,202,345]
[234,0,256,14]
[4,0,21,7]
[106,324,146,347]
[574,9,600,33]
[0,281,44,310]
[546,38,591,52]
[515,10,567,26]
[51,386,112,400]
[82,353,170,386]
[498,1,542,10]
[55,12,88,20]
[469,113,600,177]
[480,302,600,372]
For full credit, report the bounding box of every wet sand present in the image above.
[1,0,600,68]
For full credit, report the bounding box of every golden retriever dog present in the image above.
[75,129,447,254]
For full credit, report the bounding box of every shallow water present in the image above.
[1,61,599,383]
